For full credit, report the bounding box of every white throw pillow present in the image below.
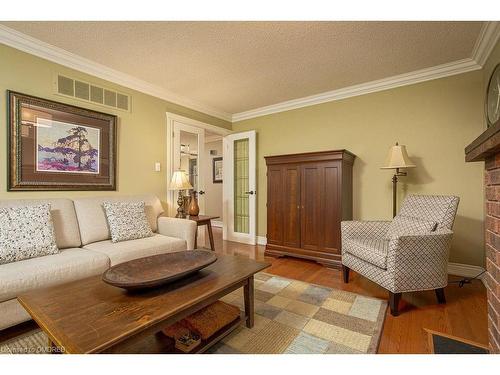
[0,204,59,265]
[386,215,437,240]
[103,201,154,243]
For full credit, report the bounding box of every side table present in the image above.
[187,215,219,251]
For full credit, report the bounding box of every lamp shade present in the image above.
[169,170,193,190]
[381,143,416,169]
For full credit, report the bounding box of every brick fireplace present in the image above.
[466,124,500,353]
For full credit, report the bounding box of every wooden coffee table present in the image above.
[17,254,270,354]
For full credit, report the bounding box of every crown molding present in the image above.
[0,25,232,122]
[1,23,497,125]
[232,58,481,122]
[471,21,500,67]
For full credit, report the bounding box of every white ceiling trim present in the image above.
[232,58,481,122]
[1,23,498,124]
[0,25,232,122]
[233,21,500,122]
[471,21,500,66]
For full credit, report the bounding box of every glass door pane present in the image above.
[179,130,199,209]
[234,138,249,233]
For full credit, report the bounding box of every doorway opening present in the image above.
[166,113,230,248]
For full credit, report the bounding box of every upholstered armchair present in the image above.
[341,195,459,316]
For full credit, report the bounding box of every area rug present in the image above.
[0,272,387,354]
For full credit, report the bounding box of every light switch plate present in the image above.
[155,162,161,172]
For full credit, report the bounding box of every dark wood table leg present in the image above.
[243,276,254,328]
[194,227,198,249]
[207,221,215,251]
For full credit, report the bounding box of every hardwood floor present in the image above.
[211,227,488,354]
[0,227,488,354]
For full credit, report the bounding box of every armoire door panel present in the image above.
[283,166,301,248]
[300,165,321,250]
[266,167,284,245]
[320,163,341,253]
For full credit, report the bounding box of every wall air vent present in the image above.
[54,74,131,112]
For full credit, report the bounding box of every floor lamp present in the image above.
[381,142,416,217]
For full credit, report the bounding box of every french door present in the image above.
[171,121,206,245]
[223,130,257,245]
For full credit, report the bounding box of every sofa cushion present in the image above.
[0,248,109,302]
[103,201,153,243]
[73,195,164,245]
[386,215,437,239]
[343,237,389,269]
[0,204,59,265]
[0,198,81,249]
[82,234,186,266]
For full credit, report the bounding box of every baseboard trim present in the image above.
[257,236,267,246]
[447,262,485,279]
[211,220,223,228]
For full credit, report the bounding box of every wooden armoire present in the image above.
[264,150,355,268]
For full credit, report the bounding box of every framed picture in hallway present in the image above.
[213,157,223,183]
[7,91,117,191]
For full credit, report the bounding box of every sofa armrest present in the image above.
[386,229,454,291]
[341,220,391,240]
[157,217,197,250]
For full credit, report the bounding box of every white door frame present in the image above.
[166,112,231,217]
[223,130,257,245]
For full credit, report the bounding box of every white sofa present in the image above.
[0,195,197,331]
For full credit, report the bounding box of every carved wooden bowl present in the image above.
[102,250,217,291]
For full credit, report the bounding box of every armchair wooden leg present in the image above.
[342,265,350,283]
[435,288,446,304]
[389,292,401,316]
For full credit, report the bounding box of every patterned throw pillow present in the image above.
[103,201,153,243]
[386,215,437,239]
[0,204,59,265]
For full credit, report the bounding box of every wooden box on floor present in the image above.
[264,150,355,268]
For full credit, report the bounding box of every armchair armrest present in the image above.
[157,217,197,250]
[387,229,454,291]
[341,220,391,240]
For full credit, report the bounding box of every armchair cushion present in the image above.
[398,195,459,229]
[386,215,437,239]
[343,237,389,269]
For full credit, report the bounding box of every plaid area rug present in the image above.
[207,272,387,354]
[0,272,387,354]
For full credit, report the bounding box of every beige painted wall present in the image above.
[0,44,230,207]
[234,70,485,266]
[204,140,223,219]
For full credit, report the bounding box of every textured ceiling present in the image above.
[1,21,484,115]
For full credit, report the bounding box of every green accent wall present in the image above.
[0,44,231,205]
[234,69,487,267]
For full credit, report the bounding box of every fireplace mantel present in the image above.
[465,121,500,162]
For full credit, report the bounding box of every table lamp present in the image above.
[169,170,193,218]
[381,142,416,217]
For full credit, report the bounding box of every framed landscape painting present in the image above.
[8,91,117,191]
